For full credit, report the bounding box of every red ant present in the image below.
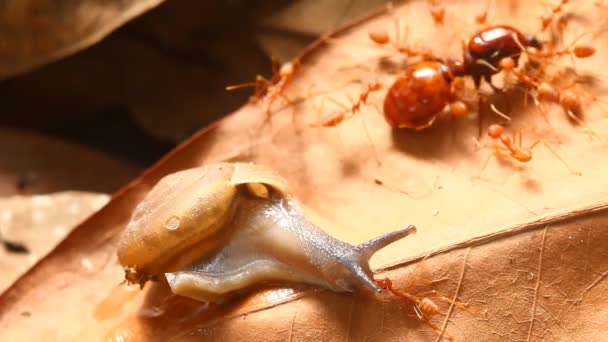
[540,0,569,31]
[430,0,491,26]
[364,24,547,130]
[375,277,461,341]
[319,2,597,140]
[423,1,582,90]
[367,17,436,60]
[226,57,300,116]
[475,123,579,176]
[475,0,491,25]
[381,22,595,130]
[319,81,383,127]
[323,25,451,129]
[375,278,441,321]
[368,31,390,45]
[497,57,592,120]
[428,0,445,26]
[486,123,537,163]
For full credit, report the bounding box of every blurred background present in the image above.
[0,0,386,291]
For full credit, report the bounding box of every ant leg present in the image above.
[314,96,349,127]
[564,108,601,141]
[374,173,439,199]
[473,149,493,180]
[262,91,293,122]
[359,114,382,166]
[477,97,485,138]
[313,85,383,165]
[490,103,512,122]
[516,129,523,150]
[472,146,510,180]
[528,139,582,175]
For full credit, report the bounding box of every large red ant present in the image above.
[371,0,596,128]
[330,24,546,130]
[382,60,469,129]
[373,19,595,130]
[373,24,544,129]
[311,4,599,177]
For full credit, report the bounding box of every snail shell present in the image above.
[117,162,416,302]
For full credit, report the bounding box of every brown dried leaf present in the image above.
[260,0,388,36]
[0,128,140,196]
[0,192,109,292]
[257,0,388,60]
[0,0,164,80]
[1,1,608,341]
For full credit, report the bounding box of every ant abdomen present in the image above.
[383,61,453,129]
[382,58,468,130]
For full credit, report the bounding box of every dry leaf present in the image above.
[257,0,387,61]
[0,0,165,80]
[0,192,109,292]
[260,0,388,36]
[2,1,608,341]
[0,128,140,196]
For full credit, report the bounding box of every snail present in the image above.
[117,162,416,302]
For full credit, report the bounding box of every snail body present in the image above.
[117,163,416,302]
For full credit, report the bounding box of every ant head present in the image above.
[487,124,505,138]
[526,34,543,50]
[445,59,466,78]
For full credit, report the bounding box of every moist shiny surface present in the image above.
[166,195,374,301]
[383,61,451,129]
